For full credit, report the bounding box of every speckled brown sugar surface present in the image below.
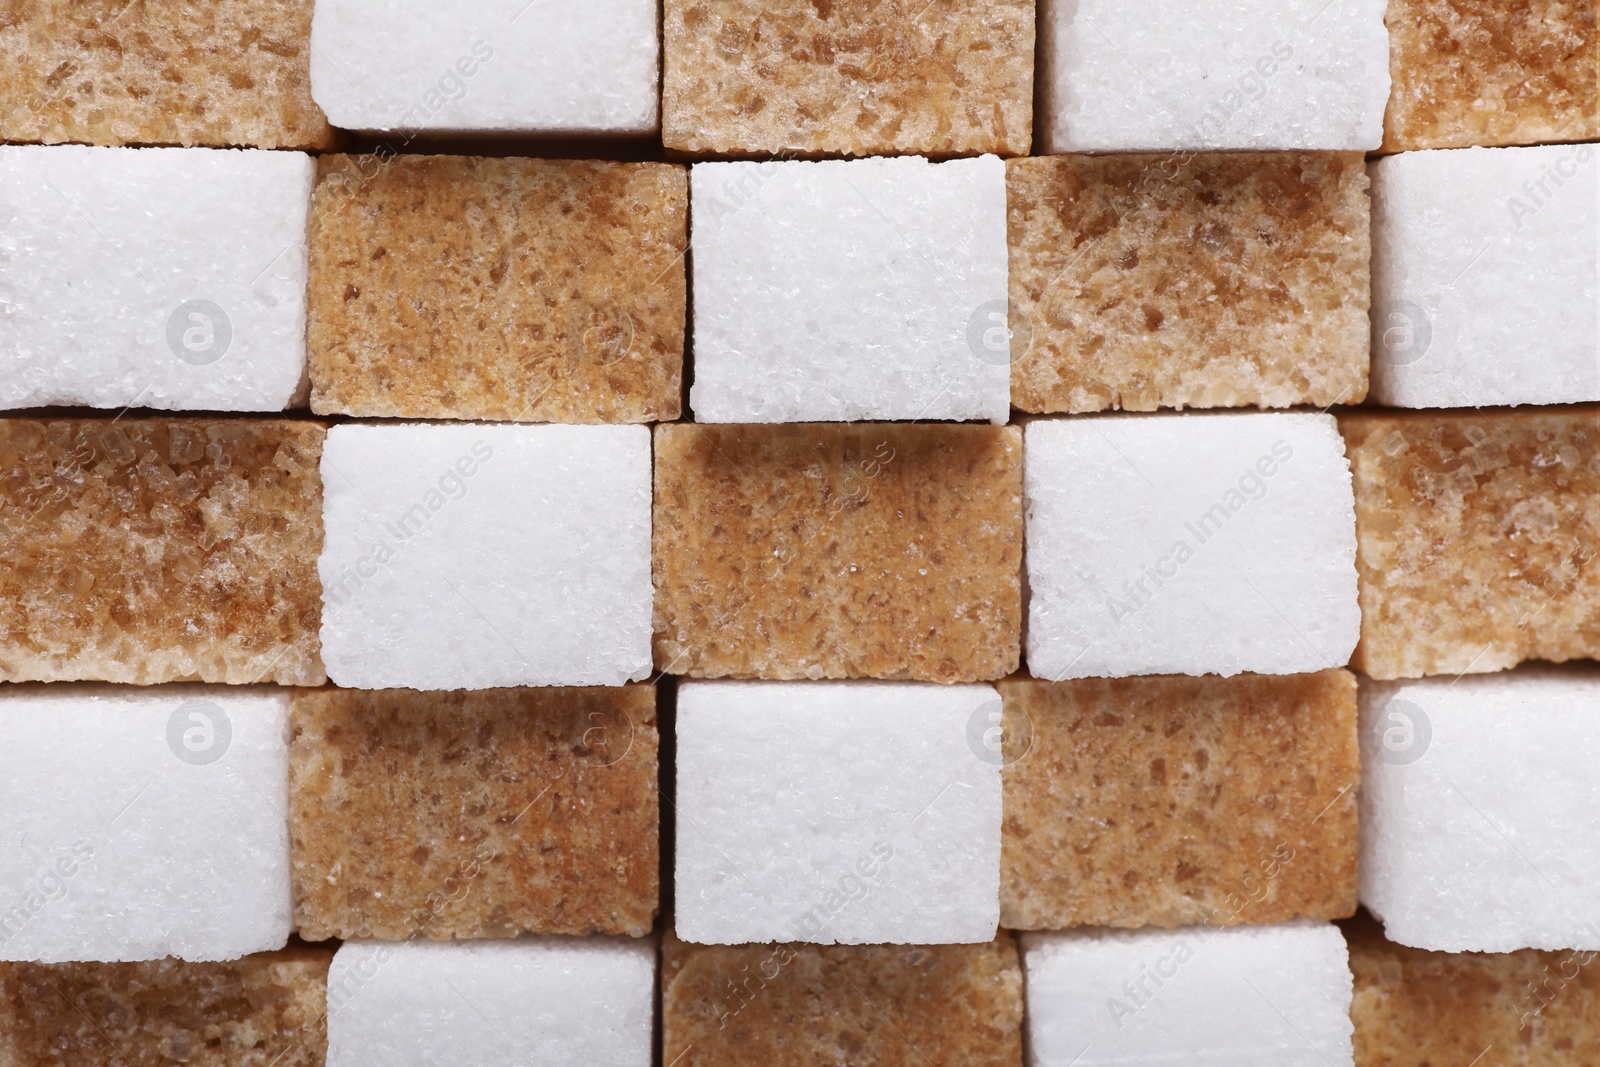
[1007,153,1371,414]
[1341,407,1600,680]
[661,0,1035,157]
[307,155,686,423]
[998,670,1360,931]
[288,686,658,941]
[0,0,333,149]
[1346,913,1600,1064]
[1383,0,1599,151]
[662,936,1024,1067]
[0,948,332,1067]
[652,423,1023,683]
[0,419,325,686]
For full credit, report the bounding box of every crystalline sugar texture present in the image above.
[1024,412,1359,679]
[0,685,291,962]
[318,423,653,690]
[1369,144,1600,407]
[1038,0,1390,151]
[0,145,313,412]
[689,156,1011,424]
[674,681,1003,945]
[309,0,658,133]
[1023,922,1355,1067]
[326,938,654,1067]
[1360,669,1600,952]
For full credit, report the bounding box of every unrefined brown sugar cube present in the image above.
[1383,0,1599,151]
[307,156,686,423]
[0,947,333,1067]
[652,423,1023,683]
[1346,913,1600,1064]
[662,0,1035,157]
[288,686,658,941]
[0,1,334,150]
[0,418,325,686]
[662,935,1024,1067]
[1007,152,1371,414]
[999,670,1360,931]
[1340,407,1600,680]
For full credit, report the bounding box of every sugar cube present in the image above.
[1023,922,1355,1066]
[664,935,1024,1066]
[1000,670,1359,931]
[0,685,292,962]
[1024,412,1359,679]
[1340,408,1600,680]
[1370,144,1599,408]
[674,681,1003,945]
[309,0,658,134]
[1360,669,1600,952]
[689,156,1010,424]
[0,146,314,412]
[0,418,326,686]
[1383,0,1599,151]
[289,685,658,940]
[326,938,654,1067]
[654,424,1023,683]
[0,1,333,150]
[1007,152,1371,413]
[308,156,686,423]
[0,947,333,1067]
[318,423,652,690]
[662,0,1034,156]
[1037,0,1390,152]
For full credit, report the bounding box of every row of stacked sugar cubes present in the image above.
[1,1,1597,1066]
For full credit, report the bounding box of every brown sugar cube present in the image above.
[1383,0,1599,152]
[653,423,1022,683]
[0,946,333,1067]
[307,156,686,424]
[1347,912,1600,1064]
[1008,152,1371,414]
[0,418,325,686]
[1340,407,1600,680]
[662,0,1034,157]
[663,934,1023,1066]
[999,670,1360,931]
[288,685,658,940]
[0,1,333,150]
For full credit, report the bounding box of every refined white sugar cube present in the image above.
[675,681,1003,945]
[1023,923,1355,1067]
[689,156,1011,425]
[1025,412,1359,679]
[1038,0,1389,151]
[318,423,652,690]
[1370,144,1600,408]
[310,0,658,134]
[1360,669,1600,952]
[0,685,291,963]
[327,938,654,1067]
[0,145,313,412]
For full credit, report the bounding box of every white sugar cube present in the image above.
[1025,412,1359,679]
[1370,145,1599,408]
[689,156,1010,424]
[1360,669,1600,952]
[0,145,313,412]
[1023,922,1355,1067]
[327,938,654,1067]
[318,423,652,690]
[0,685,290,963]
[310,0,658,134]
[1038,0,1389,151]
[674,681,1003,946]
